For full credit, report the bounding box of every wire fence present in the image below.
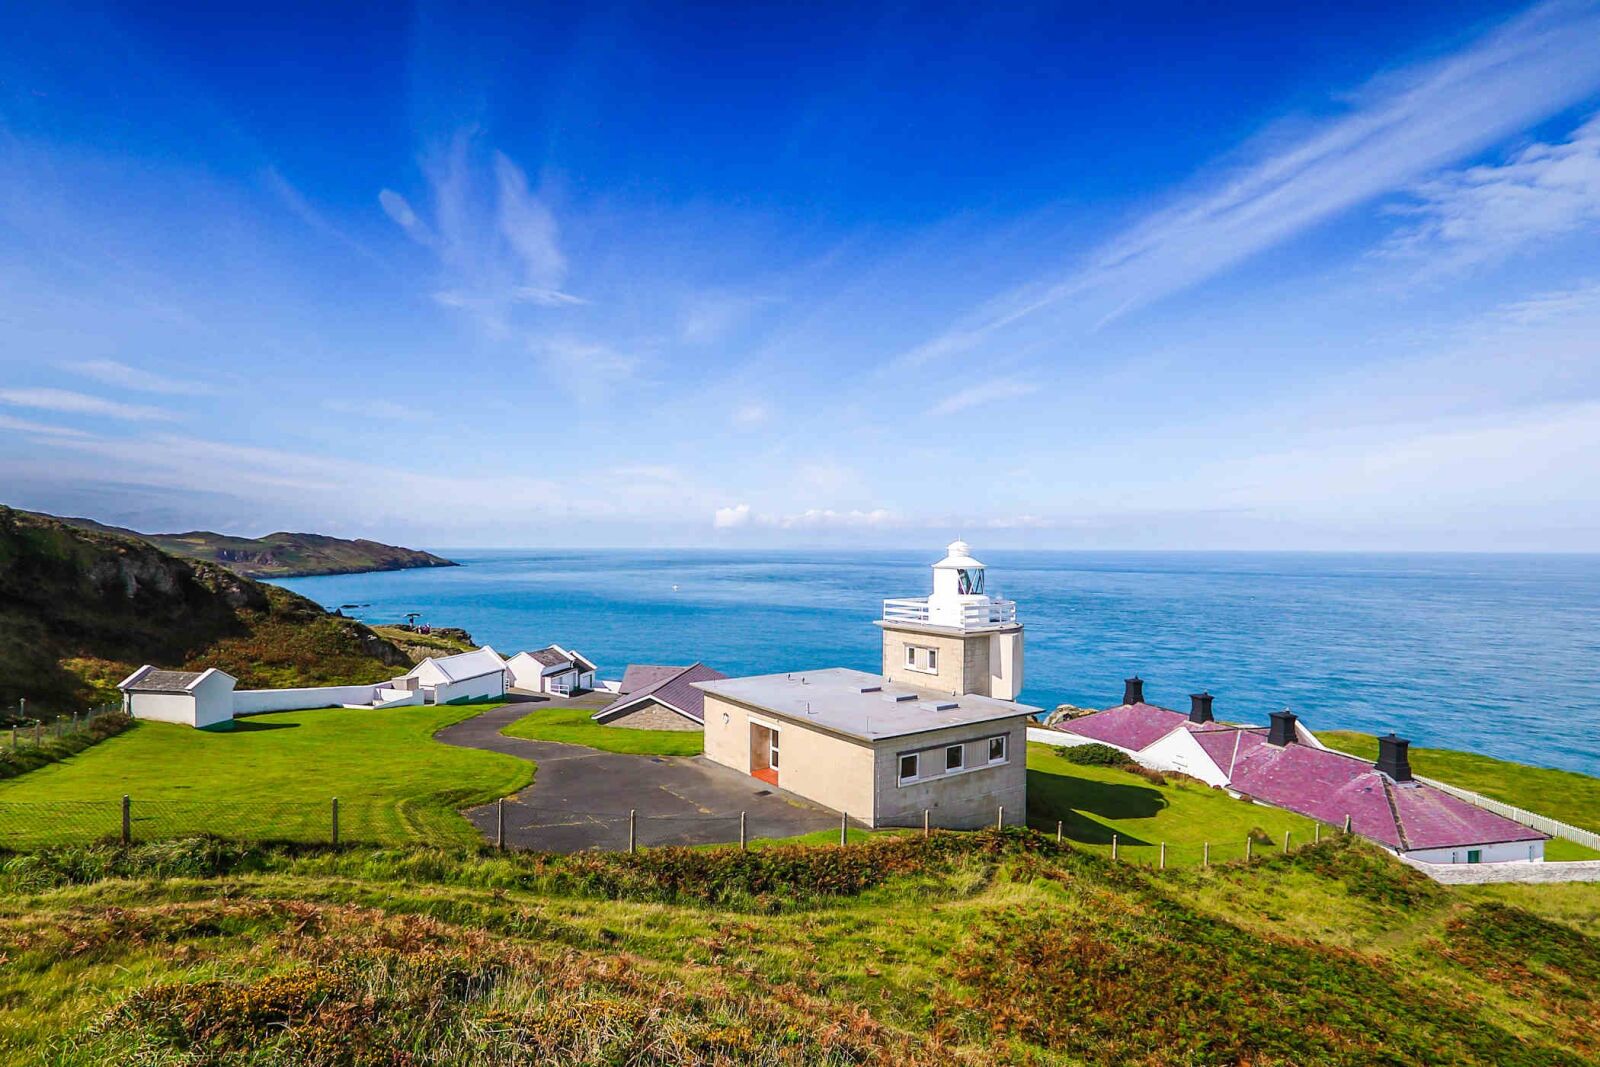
[0,703,121,751]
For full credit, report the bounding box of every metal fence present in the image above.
[0,703,121,752]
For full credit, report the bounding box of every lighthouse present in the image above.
[876,540,1024,700]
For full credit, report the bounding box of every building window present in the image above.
[946,745,964,771]
[1467,849,1482,864]
[906,646,917,668]
[899,753,919,784]
[927,648,938,671]
[988,736,1007,764]
[905,646,938,674]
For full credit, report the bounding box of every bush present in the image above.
[0,711,132,781]
[1056,743,1132,767]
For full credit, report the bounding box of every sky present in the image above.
[3,1,1600,551]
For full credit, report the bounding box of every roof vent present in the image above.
[1123,677,1145,706]
[892,693,917,703]
[1376,733,1413,782]
[857,684,882,693]
[1268,709,1298,747]
[926,700,959,712]
[1189,692,1214,724]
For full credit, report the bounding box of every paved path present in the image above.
[436,700,838,851]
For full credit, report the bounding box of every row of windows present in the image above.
[898,735,1007,785]
[905,645,938,673]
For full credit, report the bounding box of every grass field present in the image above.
[0,703,526,848]
[503,700,704,756]
[1027,742,1327,866]
[2,832,1597,1065]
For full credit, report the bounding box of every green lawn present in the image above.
[1026,742,1323,867]
[1319,730,1600,861]
[503,701,704,756]
[0,703,528,848]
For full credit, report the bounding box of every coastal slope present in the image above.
[43,512,456,579]
[0,507,410,712]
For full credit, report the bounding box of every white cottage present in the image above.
[506,644,598,695]
[119,666,238,730]
[396,647,507,704]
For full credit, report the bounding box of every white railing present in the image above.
[881,597,1018,627]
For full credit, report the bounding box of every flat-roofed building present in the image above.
[698,666,1036,829]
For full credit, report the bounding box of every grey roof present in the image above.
[617,664,687,695]
[595,663,726,725]
[123,668,207,693]
[527,647,571,668]
[694,667,1038,742]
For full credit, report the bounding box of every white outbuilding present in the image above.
[505,644,598,695]
[119,666,238,730]
[396,646,508,704]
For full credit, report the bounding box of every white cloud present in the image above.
[532,337,639,400]
[1385,112,1600,270]
[322,397,417,420]
[0,387,174,421]
[925,378,1038,416]
[713,503,752,528]
[0,414,93,438]
[68,359,215,396]
[732,401,770,427]
[900,0,1600,366]
[379,188,432,244]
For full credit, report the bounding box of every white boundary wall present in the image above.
[234,685,381,715]
[1402,856,1600,884]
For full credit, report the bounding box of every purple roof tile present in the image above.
[1051,703,1188,751]
[595,663,727,725]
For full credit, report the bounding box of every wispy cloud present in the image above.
[1384,111,1600,271]
[731,401,770,427]
[380,133,585,335]
[67,359,216,396]
[901,0,1600,366]
[0,414,93,438]
[0,388,175,421]
[532,337,639,401]
[925,378,1037,416]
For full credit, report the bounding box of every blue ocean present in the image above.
[276,550,1600,777]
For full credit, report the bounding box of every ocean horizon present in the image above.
[277,548,1600,778]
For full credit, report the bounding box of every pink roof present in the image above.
[1052,703,1188,751]
[1222,736,1544,851]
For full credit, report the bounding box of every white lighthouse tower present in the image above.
[876,540,1024,700]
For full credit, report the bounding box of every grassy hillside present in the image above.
[0,507,410,712]
[1,832,1597,1065]
[1320,730,1600,834]
[46,511,456,578]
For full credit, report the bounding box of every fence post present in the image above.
[739,811,747,851]
[121,794,131,846]
[923,809,930,838]
[1056,820,1063,844]
[331,797,340,845]
[1315,823,1321,843]
[496,798,505,850]
[996,805,1004,831]
[34,722,42,745]
[1203,842,1210,867]
[628,809,636,854]
[1343,813,1351,834]
[839,811,848,846]
[1159,842,1166,870]
[1283,831,1290,853]
[1246,836,1253,861]
[1111,833,1118,861]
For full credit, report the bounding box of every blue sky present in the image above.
[3,1,1600,550]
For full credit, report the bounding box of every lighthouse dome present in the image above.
[935,539,984,570]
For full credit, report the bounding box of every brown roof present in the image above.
[527,647,571,668]
[617,664,687,694]
[596,663,726,725]
[123,669,206,693]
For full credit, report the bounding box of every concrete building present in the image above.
[1050,679,1548,864]
[877,540,1023,699]
[593,663,726,730]
[506,645,598,695]
[119,666,238,729]
[699,541,1036,828]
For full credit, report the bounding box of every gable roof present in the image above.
[617,664,685,695]
[408,646,506,683]
[118,665,237,694]
[1052,702,1190,752]
[525,647,571,668]
[594,663,726,725]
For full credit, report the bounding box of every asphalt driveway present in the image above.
[436,699,839,851]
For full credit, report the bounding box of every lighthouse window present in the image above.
[957,568,985,595]
[926,649,938,670]
[906,646,938,674]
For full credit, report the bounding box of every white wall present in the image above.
[128,672,235,729]
[129,690,200,726]
[1405,840,1544,865]
[429,672,505,705]
[1137,729,1229,786]
[505,654,544,691]
[234,684,379,715]
[191,671,236,728]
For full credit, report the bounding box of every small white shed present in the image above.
[399,647,507,704]
[119,666,238,730]
[506,645,598,695]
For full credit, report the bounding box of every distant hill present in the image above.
[42,513,457,579]
[0,507,412,713]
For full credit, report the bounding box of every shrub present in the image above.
[1057,743,1132,767]
[0,711,133,781]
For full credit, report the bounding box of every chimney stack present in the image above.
[1376,733,1413,782]
[1189,692,1214,724]
[1268,709,1298,747]
[1122,677,1145,706]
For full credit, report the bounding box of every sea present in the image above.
[275,549,1600,778]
